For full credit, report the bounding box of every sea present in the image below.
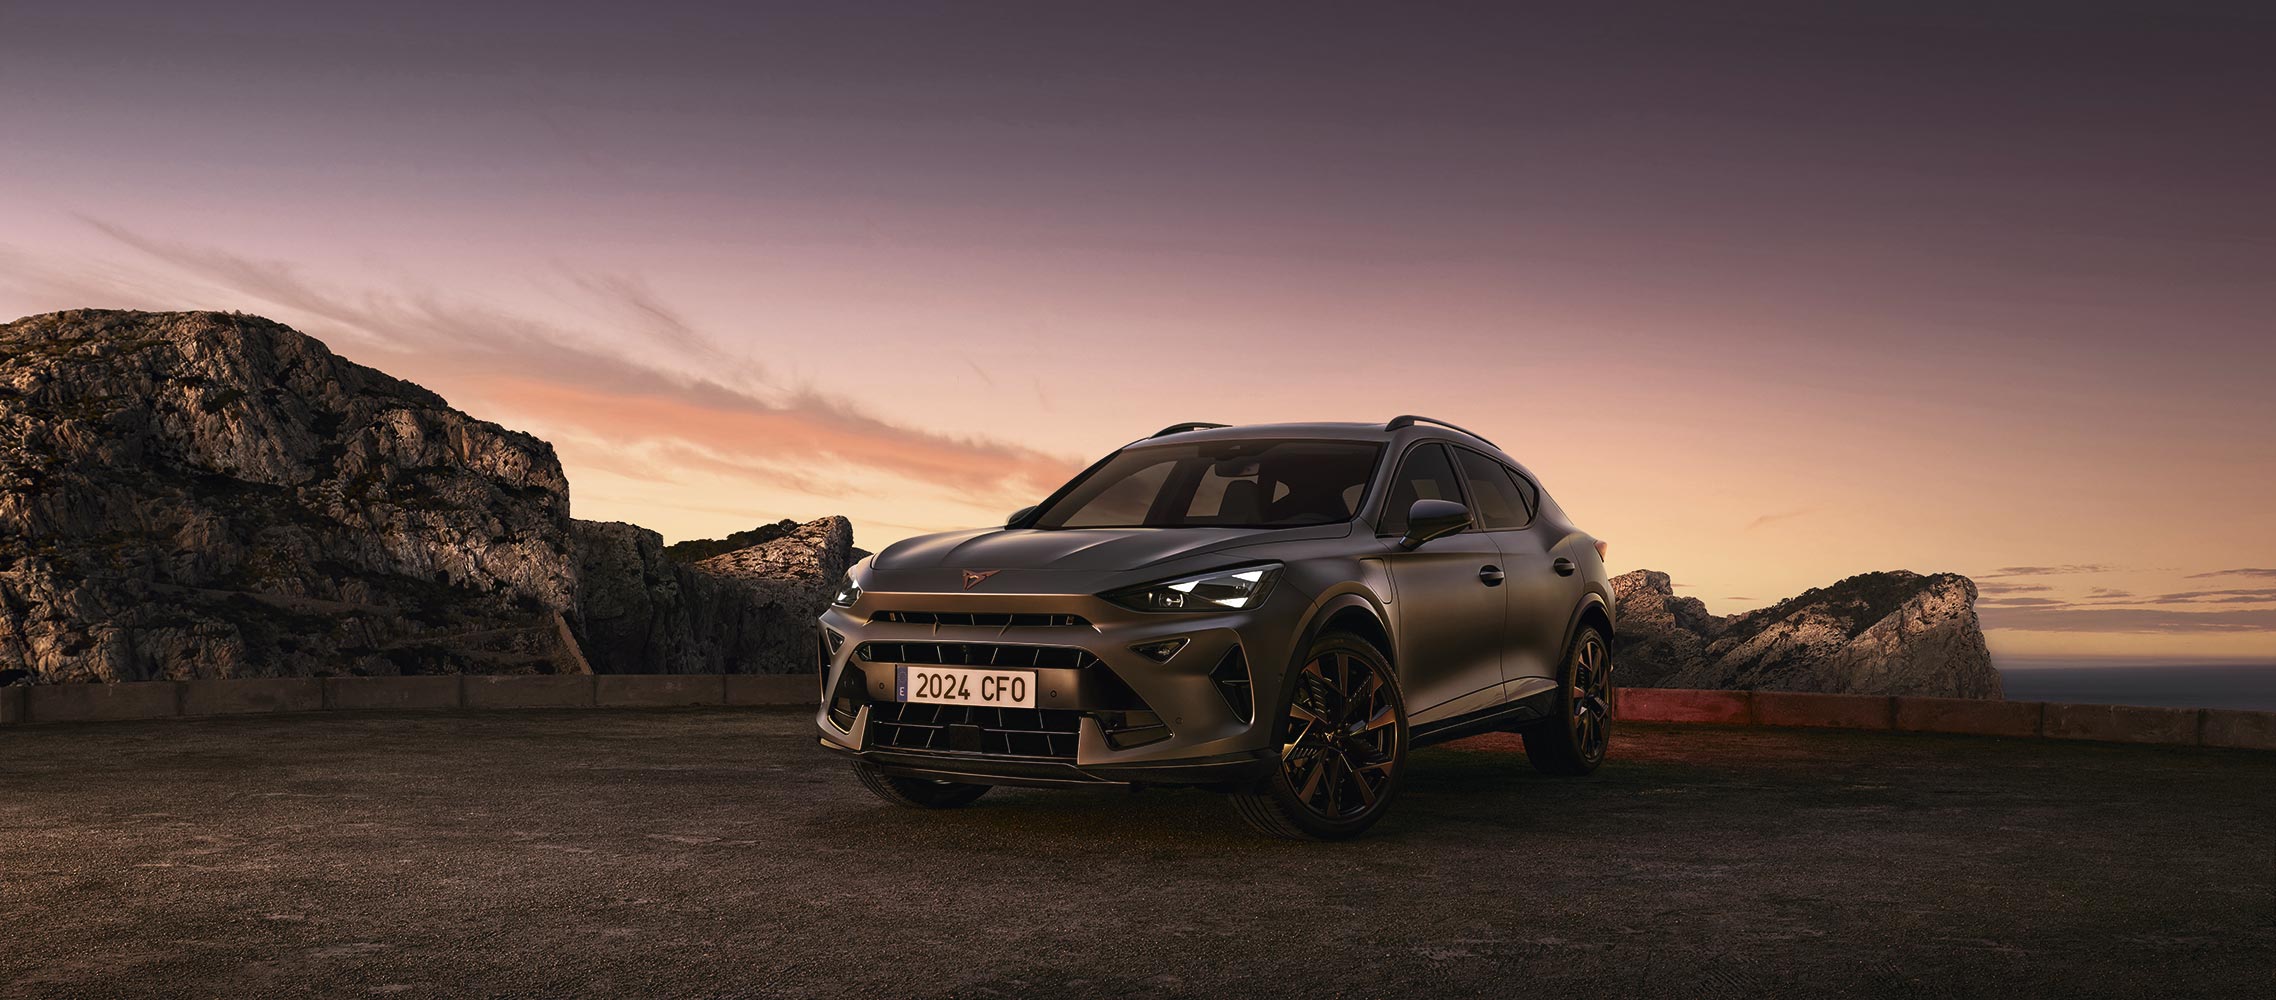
[1995,659,2276,712]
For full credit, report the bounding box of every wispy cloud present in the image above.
[2186,568,2276,579]
[1982,564,2116,578]
[1976,581,2055,595]
[48,221,1079,502]
[1978,605,2276,633]
[1744,508,1813,532]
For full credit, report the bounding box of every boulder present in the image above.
[1613,569,2002,699]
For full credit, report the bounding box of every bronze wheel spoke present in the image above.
[1343,753,1377,807]
[1361,705,1397,732]
[1294,752,1328,805]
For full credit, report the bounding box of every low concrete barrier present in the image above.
[2043,702,2202,745]
[466,675,595,710]
[596,674,726,708]
[1753,691,1896,731]
[27,681,181,724]
[324,676,463,712]
[182,677,322,717]
[1615,688,1750,725]
[4,676,2272,755]
[2202,709,2276,752]
[1895,697,2044,738]
[727,674,814,707]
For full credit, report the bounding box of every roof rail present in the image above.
[1150,421,1230,438]
[1384,415,1498,447]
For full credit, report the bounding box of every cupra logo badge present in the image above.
[961,569,1001,590]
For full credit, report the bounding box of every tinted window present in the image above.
[1035,440,1383,529]
[1379,443,1467,535]
[1507,466,1541,519]
[1454,448,1531,529]
[1056,457,1175,528]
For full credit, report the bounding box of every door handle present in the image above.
[1479,565,1505,586]
[1552,557,1576,576]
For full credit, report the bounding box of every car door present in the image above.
[1451,448,1572,700]
[1377,443,1508,725]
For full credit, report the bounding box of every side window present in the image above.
[1379,444,1467,535]
[1454,448,1530,529]
[1505,466,1541,521]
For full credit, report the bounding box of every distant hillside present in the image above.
[1613,569,2003,699]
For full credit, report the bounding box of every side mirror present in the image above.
[1398,499,1471,550]
[1006,506,1037,528]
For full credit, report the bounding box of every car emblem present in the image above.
[961,569,1001,590]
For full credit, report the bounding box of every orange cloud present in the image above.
[476,374,1077,500]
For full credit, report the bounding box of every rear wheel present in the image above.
[1230,632,1408,840]
[1522,624,1612,775]
[852,762,991,808]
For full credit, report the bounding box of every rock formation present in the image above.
[571,516,853,674]
[1612,569,2002,698]
[0,309,843,683]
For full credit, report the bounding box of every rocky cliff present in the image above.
[0,310,841,683]
[572,516,852,674]
[1612,569,2002,698]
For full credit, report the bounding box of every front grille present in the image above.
[868,703,1083,759]
[873,611,1091,628]
[855,642,1100,670]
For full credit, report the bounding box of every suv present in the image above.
[815,416,1614,838]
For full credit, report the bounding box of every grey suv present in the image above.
[815,416,1614,838]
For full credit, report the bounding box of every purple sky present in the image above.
[4,2,2274,658]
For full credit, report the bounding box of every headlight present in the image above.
[1103,563,1282,613]
[830,572,862,608]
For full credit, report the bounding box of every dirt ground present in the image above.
[3,708,2271,998]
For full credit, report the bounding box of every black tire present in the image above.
[1230,632,1409,840]
[852,762,991,809]
[1522,624,1613,776]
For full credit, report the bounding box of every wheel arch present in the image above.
[1294,590,1396,672]
[1564,592,1614,661]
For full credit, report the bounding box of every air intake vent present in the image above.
[868,703,1084,759]
[855,642,1101,671]
[826,664,865,733]
[1210,646,1253,722]
[873,611,1091,628]
[1097,710,1171,750]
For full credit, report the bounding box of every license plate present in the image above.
[895,665,1037,708]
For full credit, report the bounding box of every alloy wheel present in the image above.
[1570,631,1611,760]
[1277,650,1400,820]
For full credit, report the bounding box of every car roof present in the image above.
[1139,420,1515,464]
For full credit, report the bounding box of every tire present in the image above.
[1230,631,1409,840]
[1522,624,1613,776]
[852,762,991,809]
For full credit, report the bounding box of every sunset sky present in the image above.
[3,2,2272,660]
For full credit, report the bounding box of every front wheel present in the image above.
[1522,624,1613,775]
[1229,632,1409,840]
[852,762,991,808]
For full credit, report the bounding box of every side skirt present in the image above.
[1410,687,1560,748]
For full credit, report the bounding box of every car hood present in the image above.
[872,523,1351,576]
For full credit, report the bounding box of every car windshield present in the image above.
[1032,439,1384,529]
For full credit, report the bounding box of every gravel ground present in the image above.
[2,708,2271,999]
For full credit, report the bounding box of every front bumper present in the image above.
[813,582,1304,788]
